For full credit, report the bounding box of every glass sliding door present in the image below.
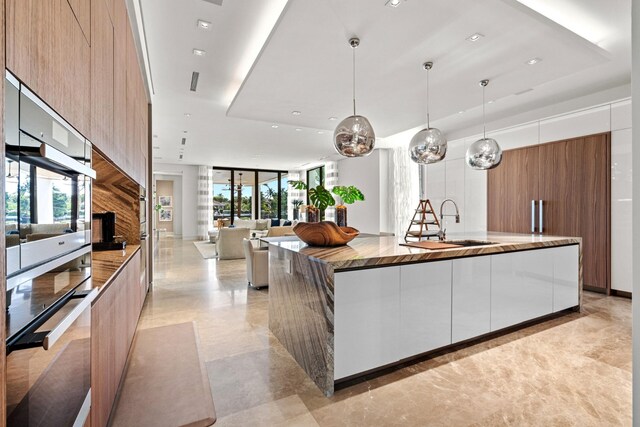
[233,170,253,220]
[280,173,288,220]
[259,171,278,220]
[211,166,288,223]
[212,169,232,222]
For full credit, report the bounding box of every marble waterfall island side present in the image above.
[266,233,582,396]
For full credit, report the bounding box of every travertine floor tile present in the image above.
[116,238,631,426]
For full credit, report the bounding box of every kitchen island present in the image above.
[266,233,581,396]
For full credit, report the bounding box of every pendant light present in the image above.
[465,79,502,170]
[333,37,375,157]
[409,61,447,164]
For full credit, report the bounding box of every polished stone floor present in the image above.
[135,238,631,426]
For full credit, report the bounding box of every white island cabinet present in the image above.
[452,256,491,343]
[334,267,400,380]
[399,260,452,360]
[268,233,580,395]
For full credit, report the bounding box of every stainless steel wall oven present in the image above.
[4,70,96,426]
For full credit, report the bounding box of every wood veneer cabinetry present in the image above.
[6,0,150,189]
[0,1,6,422]
[91,251,142,427]
[487,133,611,292]
[90,0,114,154]
[6,0,91,137]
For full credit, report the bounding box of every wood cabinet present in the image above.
[487,133,610,292]
[399,261,452,359]
[487,147,539,234]
[67,0,91,42]
[90,0,114,152]
[6,0,91,137]
[1,1,6,422]
[91,251,142,427]
[6,0,150,189]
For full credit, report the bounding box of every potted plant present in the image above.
[289,181,335,222]
[331,186,365,227]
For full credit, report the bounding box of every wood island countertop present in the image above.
[265,232,580,271]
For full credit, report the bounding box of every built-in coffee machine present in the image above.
[92,211,126,251]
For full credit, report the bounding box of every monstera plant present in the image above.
[289,180,335,222]
[289,181,365,226]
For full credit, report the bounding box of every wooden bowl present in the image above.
[293,221,360,247]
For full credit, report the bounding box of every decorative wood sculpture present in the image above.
[293,221,359,247]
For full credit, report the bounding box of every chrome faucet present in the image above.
[438,199,460,241]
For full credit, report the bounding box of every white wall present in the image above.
[421,99,632,292]
[153,163,199,240]
[423,138,487,235]
[337,149,391,234]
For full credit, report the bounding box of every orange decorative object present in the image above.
[293,221,359,247]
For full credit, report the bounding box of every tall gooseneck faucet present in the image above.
[438,199,460,241]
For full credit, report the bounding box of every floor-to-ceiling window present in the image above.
[306,165,325,219]
[211,166,288,223]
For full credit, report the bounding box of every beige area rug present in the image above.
[110,322,216,427]
[194,240,217,259]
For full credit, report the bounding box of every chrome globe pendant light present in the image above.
[409,61,447,164]
[333,37,375,157]
[465,79,502,170]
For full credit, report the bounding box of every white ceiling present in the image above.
[140,0,631,171]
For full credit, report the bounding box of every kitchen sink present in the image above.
[444,240,499,247]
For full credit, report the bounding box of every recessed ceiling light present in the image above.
[526,57,542,65]
[317,131,324,134]
[328,116,337,121]
[197,19,212,30]
[291,110,301,116]
[466,33,484,42]
[193,48,206,56]
[295,128,302,131]
[488,100,495,104]
[458,110,465,114]
[184,113,191,118]
[385,0,401,7]
[272,124,279,128]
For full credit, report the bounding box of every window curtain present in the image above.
[197,166,213,240]
[388,146,420,238]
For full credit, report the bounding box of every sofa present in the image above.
[231,218,297,238]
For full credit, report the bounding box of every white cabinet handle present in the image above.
[539,200,544,234]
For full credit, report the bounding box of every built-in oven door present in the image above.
[5,282,96,427]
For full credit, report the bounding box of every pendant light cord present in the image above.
[426,68,430,128]
[352,46,356,116]
[482,84,486,138]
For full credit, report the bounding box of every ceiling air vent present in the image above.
[514,88,533,96]
[181,138,187,145]
[202,0,223,5]
[190,72,200,92]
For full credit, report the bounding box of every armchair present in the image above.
[242,239,268,289]
[216,227,250,260]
